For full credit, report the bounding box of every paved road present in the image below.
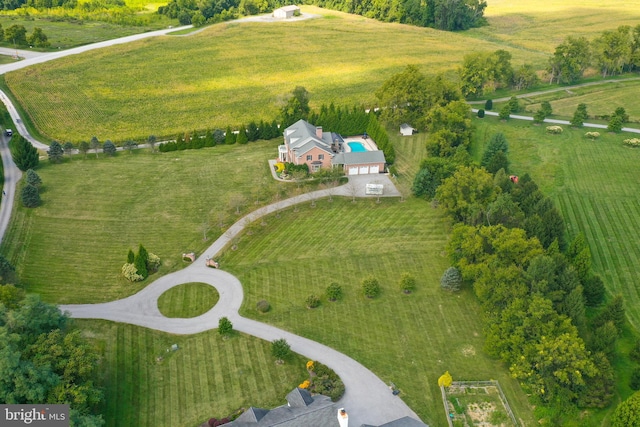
[60,178,420,427]
[0,133,21,243]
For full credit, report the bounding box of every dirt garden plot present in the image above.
[441,381,518,427]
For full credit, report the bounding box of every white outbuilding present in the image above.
[400,123,416,136]
[273,5,300,19]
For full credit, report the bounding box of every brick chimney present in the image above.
[316,126,323,139]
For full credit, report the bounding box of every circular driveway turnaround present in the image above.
[60,181,420,427]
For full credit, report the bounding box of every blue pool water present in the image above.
[347,142,366,152]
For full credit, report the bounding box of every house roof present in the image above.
[284,119,335,158]
[227,388,338,427]
[332,150,386,166]
[361,416,429,427]
[400,123,415,130]
[277,5,300,11]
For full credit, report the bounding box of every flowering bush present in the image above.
[584,132,600,140]
[274,162,285,173]
[624,138,640,147]
[546,126,563,134]
[122,263,143,282]
[147,253,161,272]
[299,380,310,389]
[306,360,315,371]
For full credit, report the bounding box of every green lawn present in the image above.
[81,320,308,427]
[0,141,291,303]
[6,1,639,143]
[157,282,219,318]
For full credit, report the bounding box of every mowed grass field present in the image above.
[81,320,309,427]
[6,1,640,143]
[157,282,220,318]
[218,196,535,427]
[473,116,640,335]
[0,141,289,303]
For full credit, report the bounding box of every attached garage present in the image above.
[332,150,386,175]
[359,166,369,174]
[348,167,359,175]
[369,165,379,174]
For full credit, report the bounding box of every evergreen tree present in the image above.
[103,140,116,156]
[127,249,135,264]
[21,184,41,208]
[440,267,462,291]
[236,125,248,144]
[134,253,148,279]
[12,134,39,171]
[498,104,511,120]
[47,141,64,163]
[63,142,74,157]
[508,96,520,113]
[213,129,225,145]
[541,101,553,117]
[570,103,588,127]
[25,169,41,187]
[247,121,259,141]
[583,275,606,306]
[481,132,509,168]
[484,99,493,110]
[533,108,546,124]
[224,126,236,144]
[608,115,623,133]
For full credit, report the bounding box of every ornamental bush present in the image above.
[484,99,493,110]
[624,138,640,147]
[399,273,416,294]
[585,132,600,140]
[362,276,381,298]
[25,169,42,187]
[218,316,233,336]
[256,300,270,313]
[440,267,462,292]
[306,294,320,308]
[477,109,485,118]
[546,125,563,134]
[326,282,342,301]
[147,253,161,272]
[122,263,143,282]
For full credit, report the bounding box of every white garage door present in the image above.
[348,167,359,175]
[359,166,369,174]
[370,165,379,174]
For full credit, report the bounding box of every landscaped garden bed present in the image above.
[441,381,518,427]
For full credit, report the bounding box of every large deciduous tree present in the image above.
[547,36,591,84]
[435,166,497,225]
[375,65,430,128]
[592,26,631,78]
[281,86,311,128]
[611,391,640,427]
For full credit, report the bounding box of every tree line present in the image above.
[158,0,486,30]
[373,65,623,421]
[459,24,640,98]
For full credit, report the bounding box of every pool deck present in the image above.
[344,135,378,152]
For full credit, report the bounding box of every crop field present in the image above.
[473,116,640,335]
[0,141,292,304]
[6,0,640,143]
[81,319,309,427]
[520,79,640,123]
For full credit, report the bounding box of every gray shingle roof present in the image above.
[284,120,333,157]
[361,416,429,427]
[286,387,315,408]
[332,151,386,166]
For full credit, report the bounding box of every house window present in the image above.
[318,154,324,160]
[306,154,312,161]
[312,164,321,172]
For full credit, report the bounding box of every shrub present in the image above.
[546,125,563,134]
[299,379,310,389]
[608,116,623,133]
[134,253,148,279]
[440,267,462,292]
[508,96,519,113]
[21,184,41,208]
[498,104,510,120]
[218,316,233,336]
[127,249,135,264]
[630,340,640,363]
[309,361,345,401]
[585,132,600,140]
[306,360,315,371]
[399,273,416,294]
[147,253,161,272]
[484,99,493,110]
[208,419,218,427]
[306,294,320,308]
[624,138,640,148]
[271,338,291,363]
[326,282,342,301]
[122,263,143,282]
[361,277,381,298]
[103,140,116,156]
[256,300,270,313]
[477,109,485,118]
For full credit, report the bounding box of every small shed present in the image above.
[400,123,416,136]
[273,5,300,18]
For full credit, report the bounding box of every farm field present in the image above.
[0,141,290,303]
[472,116,640,337]
[5,1,640,143]
[81,319,309,427]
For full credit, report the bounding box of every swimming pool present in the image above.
[347,142,366,152]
